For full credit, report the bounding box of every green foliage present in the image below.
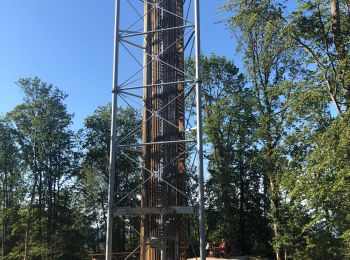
[4,77,82,259]
[219,0,349,258]
[294,116,350,259]
[199,55,272,256]
[288,0,350,114]
[221,1,300,257]
[220,0,350,258]
[79,104,141,253]
[0,118,24,259]
[1,78,143,259]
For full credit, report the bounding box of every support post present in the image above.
[106,0,121,259]
[194,0,206,259]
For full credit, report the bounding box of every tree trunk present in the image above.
[24,140,39,260]
[329,0,350,108]
[2,154,8,258]
[47,150,53,258]
[24,182,37,260]
[2,175,6,259]
[266,137,281,260]
[330,0,342,53]
[270,178,280,260]
[238,150,246,254]
[284,249,287,260]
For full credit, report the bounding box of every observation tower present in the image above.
[105,0,205,259]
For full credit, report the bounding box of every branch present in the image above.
[325,76,344,117]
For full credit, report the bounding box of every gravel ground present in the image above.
[188,257,251,260]
[187,257,268,260]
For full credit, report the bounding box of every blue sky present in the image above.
[0,0,236,129]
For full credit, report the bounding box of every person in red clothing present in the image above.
[218,242,228,257]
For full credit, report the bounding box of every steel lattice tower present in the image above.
[105,0,206,259]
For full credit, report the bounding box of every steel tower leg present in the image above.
[106,0,121,259]
[194,0,206,259]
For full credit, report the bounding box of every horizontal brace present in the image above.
[142,0,193,25]
[120,25,194,38]
[118,139,196,148]
[119,90,143,99]
[114,206,198,216]
[90,253,138,256]
[120,80,194,91]
[145,236,177,248]
[119,29,143,34]
[120,147,142,153]
[120,38,145,49]
[116,191,140,195]
[145,236,177,240]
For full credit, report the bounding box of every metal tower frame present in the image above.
[105,0,205,259]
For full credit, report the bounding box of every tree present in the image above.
[79,104,141,253]
[0,118,23,259]
[195,55,271,255]
[296,116,350,259]
[221,0,350,258]
[8,77,82,259]
[221,1,304,258]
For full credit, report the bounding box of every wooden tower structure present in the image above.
[140,0,186,259]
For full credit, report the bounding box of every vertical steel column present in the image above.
[106,0,121,259]
[194,0,206,259]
